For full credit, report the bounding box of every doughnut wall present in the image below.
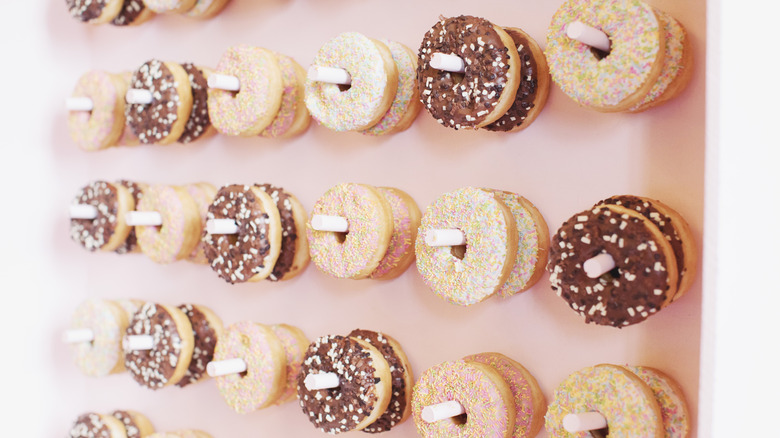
[44,0,705,436]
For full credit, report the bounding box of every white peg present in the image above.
[66,97,94,111]
[206,358,247,377]
[307,66,352,85]
[425,229,466,247]
[430,53,466,73]
[69,204,98,220]
[208,73,241,91]
[304,372,340,390]
[206,219,239,235]
[311,215,349,233]
[563,412,608,433]
[124,335,155,351]
[125,89,153,105]
[583,253,616,278]
[566,21,611,52]
[421,400,467,423]
[63,328,94,343]
[125,211,163,227]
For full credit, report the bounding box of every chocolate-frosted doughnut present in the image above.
[256,184,310,281]
[69,413,127,438]
[110,0,154,26]
[114,180,146,254]
[70,181,135,252]
[111,410,155,438]
[417,15,521,129]
[179,64,215,144]
[66,0,123,24]
[175,303,223,388]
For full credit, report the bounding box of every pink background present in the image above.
[40,0,704,436]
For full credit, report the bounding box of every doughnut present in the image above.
[69,299,129,377]
[464,352,546,438]
[260,55,310,139]
[213,321,287,413]
[202,184,282,283]
[184,183,217,264]
[369,187,421,280]
[483,27,551,132]
[270,324,309,405]
[208,45,283,136]
[255,184,310,281]
[278,57,313,138]
[415,187,518,306]
[135,185,202,264]
[296,335,392,434]
[548,203,680,327]
[349,329,414,433]
[70,181,135,252]
[175,303,224,388]
[66,0,123,24]
[67,70,127,151]
[307,183,393,279]
[417,15,521,129]
[183,0,231,19]
[305,32,399,131]
[360,40,422,136]
[411,359,515,438]
[546,0,666,112]
[123,302,194,389]
[125,59,193,145]
[142,0,196,14]
[487,190,549,298]
[111,410,155,438]
[545,364,664,438]
[625,366,690,438]
[110,0,155,26]
[114,180,146,254]
[179,64,216,144]
[69,413,127,438]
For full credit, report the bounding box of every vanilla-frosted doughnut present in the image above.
[260,55,310,139]
[67,71,127,151]
[175,303,223,388]
[417,15,521,129]
[412,359,515,438]
[546,0,665,112]
[66,0,123,24]
[69,299,129,377]
[179,64,216,144]
[625,366,690,438]
[143,0,196,13]
[306,32,399,131]
[545,364,664,438]
[70,181,135,252]
[69,413,127,438]
[415,187,518,305]
[135,185,202,264]
[369,187,421,280]
[213,321,287,413]
[307,183,393,279]
[183,0,230,19]
[184,183,216,264]
[255,184,310,281]
[110,0,155,26]
[115,180,146,254]
[270,324,309,405]
[208,45,283,136]
[111,410,155,438]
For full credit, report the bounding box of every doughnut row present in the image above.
[68,410,155,438]
[65,0,231,26]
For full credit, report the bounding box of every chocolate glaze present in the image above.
[124,302,186,389]
[349,329,407,434]
[70,181,119,252]
[69,413,112,438]
[115,180,144,254]
[111,411,140,438]
[179,64,211,144]
[548,205,673,327]
[111,0,147,26]
[203,185,273,284]
[256,184,297,281]
[484,28,539,132]
[125,59,183,144]
[66,0,107,22]
[176,304,217,387]
[417,15,511,130]
[297,335,382,434]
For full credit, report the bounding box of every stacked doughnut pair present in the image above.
[307,183,421,280]
[415,187,550,306]
[546,0,692,112]
[416,15,551,132]
[65,0,230,26]
[548,195,696,327]
[546,364,690,437]
[305,33,422,136]
[296,330,413,434]
[68,410,154,438]
[411,353,545,438]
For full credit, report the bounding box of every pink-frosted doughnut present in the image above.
[626,366,690,438]
[184,183,216,264]
[546,0,665,111]
[270,324,309,405]
[360,40,422,136]
[307,183,393,279]
[135,185,202,264]
[261,54,304,138]
[412,359,515,438]
[208,45,283,136]
[213,321,286,413]
[143,0,196,13]
[69,298,129,377]
[415,187,518,305]
[369,187,421,280]
[67,71,127,151]
[305,32,399,131]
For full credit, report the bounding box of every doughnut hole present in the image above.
[335,231,348,244]
[337,83,352,92]
[450,412,468,426]
[450,244,467,260]
[590,33,612,61]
